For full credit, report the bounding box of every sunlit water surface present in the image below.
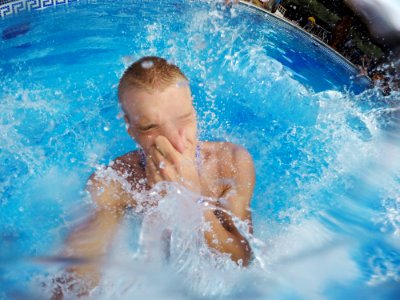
[1,0,400,299]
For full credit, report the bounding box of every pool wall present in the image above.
[239,0,370,83]
[0,0,371,87]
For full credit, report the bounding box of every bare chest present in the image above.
[121,159,225,199]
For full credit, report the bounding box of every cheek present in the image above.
[137,133,158,150]
[182,122,197,140]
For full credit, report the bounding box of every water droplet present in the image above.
[159,161,165,169]
[103,126,110,131]
[141,60,154,69]
[176,80,189,88]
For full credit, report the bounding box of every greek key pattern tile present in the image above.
[1,0,78,18]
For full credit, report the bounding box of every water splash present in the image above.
[1,0,400,299]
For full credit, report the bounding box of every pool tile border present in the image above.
[0,0,78,18]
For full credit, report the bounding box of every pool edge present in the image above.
[238,0,372,83]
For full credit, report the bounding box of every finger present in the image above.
[145,156,162,186]
[154,136,180,164]
[149,145,167,169]
[151,148,177,182]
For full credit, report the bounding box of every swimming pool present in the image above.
[1,0,399,299]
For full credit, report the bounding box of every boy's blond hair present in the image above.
[118,56,188,101]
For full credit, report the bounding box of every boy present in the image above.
[55,56,255,297]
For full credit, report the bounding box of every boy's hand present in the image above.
[145,136,201,194]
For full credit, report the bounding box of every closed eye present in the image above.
[138,124,158,132]
[178,112,194,121]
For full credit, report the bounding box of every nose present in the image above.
[162,124,186,154]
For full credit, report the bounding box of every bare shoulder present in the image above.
[111,151,143,178]
[203,141,255,221]
[86,151,143,210]
[204,142,254,173]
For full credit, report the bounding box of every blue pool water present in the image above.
[1,0,399,299]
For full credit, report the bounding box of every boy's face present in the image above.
[121,81,198,158]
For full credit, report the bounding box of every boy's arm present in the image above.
[203,145,255,266]
[52,175,132,299]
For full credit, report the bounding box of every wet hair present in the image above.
[118,56,189,102]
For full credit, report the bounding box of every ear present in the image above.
[127,127,135,139]
[124,114,129,124]
[124,115,135,138]
[127,126,137,141]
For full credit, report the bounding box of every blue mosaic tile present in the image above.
[0,1,23,18]
[0,0,18,5]
[0,0,78,18]
[26,0,42,10]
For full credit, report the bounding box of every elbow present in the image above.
[232,240,253,267]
